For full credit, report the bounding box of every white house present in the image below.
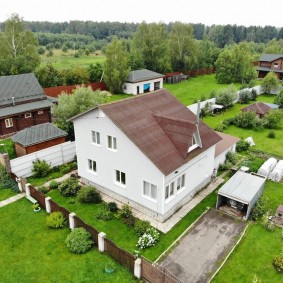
[71,89,222,222]
[123,69,164,95]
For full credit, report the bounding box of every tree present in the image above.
[35,64,64,87]
[216,85,237,108]
[88,63,103,82]
[0,14,40,75]
[52,86,109,139]
[261,72,281,94]
[215,45,257,84]
[103,37,130,94]
[274,89,283,108]
[263,109,283,129]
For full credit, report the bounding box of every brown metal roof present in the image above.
[241,102,271,115]
[215,132,240,157]
[100,89,222,175]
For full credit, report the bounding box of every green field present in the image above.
[0,199,138,283]
[39,49,106,69]
[0,188,16,201]
[212,181,283,283]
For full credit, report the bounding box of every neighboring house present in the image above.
[164,72,188,84]
[11,123,67,157]
[123,69,164,95]
[241,102,278,118]
[214,132,240,169]
[71,89,222,222]
[256,54,283,80]
[0,73,53,138]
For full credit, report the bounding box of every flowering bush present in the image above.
[137,227,160,249]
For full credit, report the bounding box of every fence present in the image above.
[25,183,183,283]
[10,141,76,177]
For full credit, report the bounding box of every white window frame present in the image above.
[87,159,97,173]
[108,135,117,150]
[177,174,185,191]
[165,182,175,201]
[5,118,13,128]
[115,170,126,186]
[92,131,101,145]
[143,181,157,201]
[38,110,43,115]
[24,113,32,118]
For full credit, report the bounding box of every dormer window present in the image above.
[188,135,201,152]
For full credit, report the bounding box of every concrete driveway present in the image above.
[160,209,246,283]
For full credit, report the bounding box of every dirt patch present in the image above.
[160,209,246,283]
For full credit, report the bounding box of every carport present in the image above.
[216,171,266,220]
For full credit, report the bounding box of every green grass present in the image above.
[0,199,138,283]
[47,188,218,261]
[0,138,16,159]
[27,171,65,187]
[212,181,283,283]
[165,74,241,105]
[0,188,17,201]
[39,49,106,69]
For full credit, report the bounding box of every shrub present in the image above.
[218,161,233,171]
[46,212,66,228]
[225,151,238,165]
[77,186,101,203]
[66,227,93,254]
[61,165,71,175]
[108,202,118,212]
[49,180,59,190]
[268,131,276,138]
[273,253,283,273]
[238,90,251,104]
[248,157,265,173]
[52,166,60,172]
[70,162,78,170]
[59,178,81,197]
[215,123,227,132]
[250,196,269,221]
[118,204,132,219]
[137,227,160,249]
[32,159,51,177]
[123,215,136,227]
[38,186,49,194]
[95,205,112,220]
[250,89,257,101]
[0,165,19,192]
[236,140,250,152]
[134,220,151,237]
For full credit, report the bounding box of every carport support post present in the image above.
[45,197,52,213]
[25,183,31,197]
[134,258,142,279]
[69,212,76,230]
[98,232,106,252]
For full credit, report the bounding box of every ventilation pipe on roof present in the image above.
[196,100,201,125]
[12,97,15,106]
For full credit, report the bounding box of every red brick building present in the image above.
[0,73,53,138]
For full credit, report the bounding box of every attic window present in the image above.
[24,113,32,118]
[274,63,279,68]
[188,136,199,152]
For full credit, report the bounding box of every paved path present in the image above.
[0,193,25,208]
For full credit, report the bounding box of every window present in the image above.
[143,181,157,200]
[274,63,279,68]
[115,170,126,185]
[5,118,13,128]
[165,182,175,199]
[92,131,100,145]
[38,110,43,115]
[177,174,185,191]
[108,135,117,150]
[24,113,32,118]
[88,159,97,173]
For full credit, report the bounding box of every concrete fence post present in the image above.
[25,183,31,197]
[98,232,106,252]
[69,212,76,230]
[134,258,142,279]
[45,197,52,213]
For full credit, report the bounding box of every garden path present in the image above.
[0,193,25,208]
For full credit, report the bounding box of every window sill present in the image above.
[88,170,97,175]
[114,182,126,189]
[142,195,157,203]
[176,186,185,195]
[108,148,117,152]
[165,195,174,204]
[92,143,101,147]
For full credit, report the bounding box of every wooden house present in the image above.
[256,54,283,80]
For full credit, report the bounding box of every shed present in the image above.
[216,171,266,220]
[12,123,67,157]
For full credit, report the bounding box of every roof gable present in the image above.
[0,73,46,106]
[12,123,67,146]
[126,69,164,83]
[241,102,271,115]
[99,89,221,175]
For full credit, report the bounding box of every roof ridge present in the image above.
[152,113,196,125]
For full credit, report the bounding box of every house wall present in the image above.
[74,109,165,220]
[15,137,66,157]
[214,144,237,170]
[123,78,163,95]
[0,108,51,138]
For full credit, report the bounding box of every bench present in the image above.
[26,195,38,204]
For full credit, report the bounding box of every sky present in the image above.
[0,0,282,27]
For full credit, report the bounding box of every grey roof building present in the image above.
[125,69,164,83]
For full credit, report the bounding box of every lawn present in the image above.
[164,74,242,105]
[47,188,218,261]
[212,181,283,283]
[39,49,106,69]
[0,188,16,201]
[0,199,138,283]
[0,138,16,159]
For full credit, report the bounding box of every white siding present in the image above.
[123,78,163,95]
[214,144,237,170]
[73,109,164,216]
